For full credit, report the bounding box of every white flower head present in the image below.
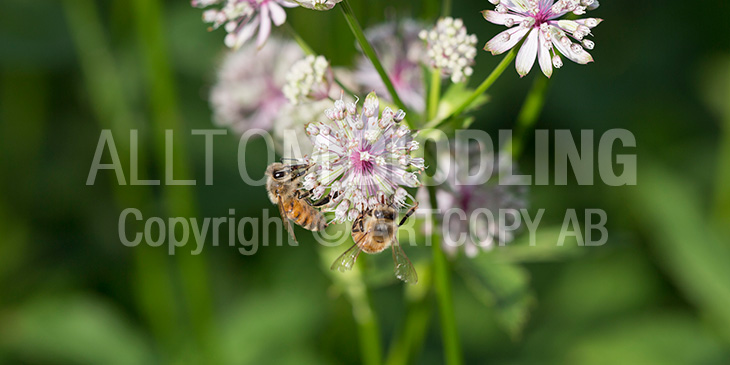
[282,55,333,104]
[305,92,424,223]
[192,0,299,49]
[355,20,427,113]
[419,17,478,83]
[483,0,603,78]
[209,37,303,133]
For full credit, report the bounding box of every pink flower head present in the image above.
[483,0,603,77]
[304,92,424,223]
[355,21,427,113]
[209,37,303,133]
[192,0,299,49]
[417,145,528,257]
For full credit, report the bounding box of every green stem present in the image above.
[385,265,433,365]
[284,23,315,55]
[320,247,382,365]
[504,76,550,160]
[713,70,730,229]
[442,0,452,17]
[130,0,215,360]
[428,69,442,121]
[340,0,414,128]
[354,302,383,365]
[62,0,180,354]
[425,49,516,130]
[428,185,463,365]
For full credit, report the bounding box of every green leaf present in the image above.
[456,256,534,339]
[0,295,155,365]
[629,164,730,343]
[217,289,325,364]
[486,226,584,264]
[565,313,729,364]
[437,82,489,122]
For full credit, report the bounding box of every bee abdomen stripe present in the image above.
[301,215,311,229]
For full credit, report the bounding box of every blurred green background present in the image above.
[1,0,730,364]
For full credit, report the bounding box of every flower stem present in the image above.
[319,247,382,365]
[340,0,414,127]
[355,300,384,365]
[425,49,516,130]
[442,0,452,17]
[62,0,181,354]
[503,75,550,159]
[284,23,315,55]
[427,185,463,365]
[713,71,730,229]
[428,69,442,121]
[385,265,433,365]
[131,0,216,360]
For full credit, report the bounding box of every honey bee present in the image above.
[266,161,328,242]
[330,194,419,284]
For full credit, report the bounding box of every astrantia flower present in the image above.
[293,0,342,10]
[419,17,478,83]
[418,145,528,257]
[209,37,303,133]
[483,0,603,78]
[304,92,424,223]
[282,55,333,104]
[355,21,427,113]
[192,0,298,49]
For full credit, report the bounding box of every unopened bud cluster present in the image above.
[419,17,478,83]
[283,55,331,104]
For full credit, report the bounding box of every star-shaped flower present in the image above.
[483,0,602,77]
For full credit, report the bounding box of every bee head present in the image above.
[266,163,290,181]
[373,206,395,221]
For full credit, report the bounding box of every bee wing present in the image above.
[277,196,297,242]
[330,243,362,272]
[391,238,418,284]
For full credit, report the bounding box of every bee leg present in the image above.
[312,195,330,207]
[398,202,419,227]
[291,167,311,179]
[296,190,312,200]
[313,190,339,207]
[352,216,364,233]
[280,157,302,164]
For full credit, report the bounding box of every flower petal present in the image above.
[500,0,529,13]
[555,19,580,33]
[268,2,287,26]
[575,18,603,29]
[515,28,538,77]
[232,17,259,49]
[550,27,593,64]
[537,30,552,78]
[481,10,525,26]
[484,26,529,55]
[278,0,300,8]
[294,0,342,10]
[257,6,271,48]
[539,0,554,9]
